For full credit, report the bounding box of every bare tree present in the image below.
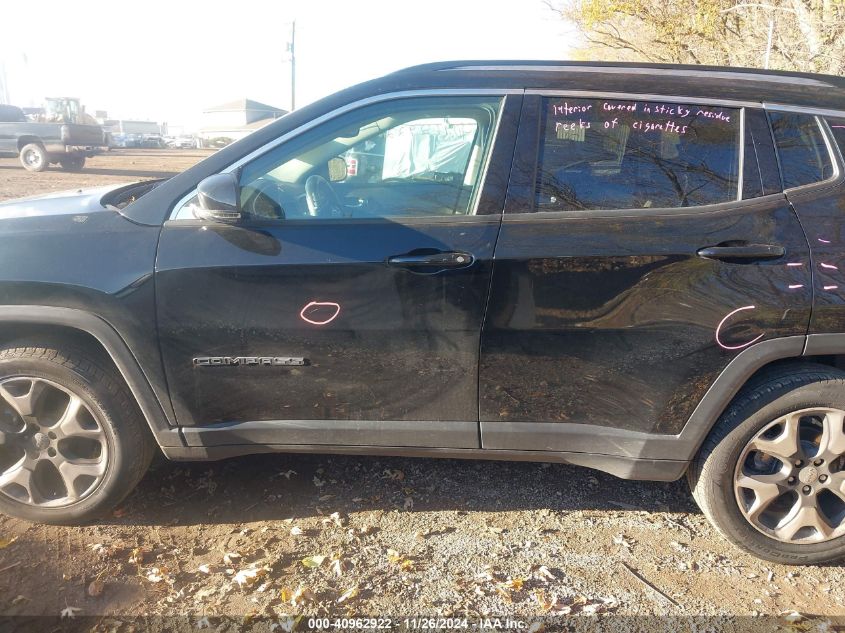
[551,0,845,74]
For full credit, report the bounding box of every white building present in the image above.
[198,98,287,147]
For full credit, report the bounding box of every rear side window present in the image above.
[535,97,740,211]
[769,112,834,189]
[827,117,845,159]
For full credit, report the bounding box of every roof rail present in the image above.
[391,60,845,88]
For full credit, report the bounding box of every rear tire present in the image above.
[58,155,86,172]
[689,363,845,565]
[19,143,48,172]
[0,343,155,525]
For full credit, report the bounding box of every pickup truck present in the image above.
[0,104,106,172]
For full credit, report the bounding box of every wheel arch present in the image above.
[0,306,182,449]
[16,136,44,152]
[681,334,845,463]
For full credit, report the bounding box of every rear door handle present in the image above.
[696,243,785,261]
[387,251,475,271]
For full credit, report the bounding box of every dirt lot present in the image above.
[0,149,210,203]
[0,150,843,631]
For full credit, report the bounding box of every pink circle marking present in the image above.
[715,305,764,351]
[300,301,341,325]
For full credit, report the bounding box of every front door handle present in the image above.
[387,251,475,271]
[697,243,785,261]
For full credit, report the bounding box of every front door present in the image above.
[155,93,520,448]
[480,95,812,453]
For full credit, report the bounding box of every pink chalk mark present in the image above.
[715,305,764,351]
[788,284,804,289]
[299,301,341,326]
[820,262,839,270]
[786,262,804,267]
[818,238,832,244]
[824,285,839,291]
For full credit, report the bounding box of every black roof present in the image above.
[388,60,845,111]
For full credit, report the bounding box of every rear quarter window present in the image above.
[827,117,845,159]
[535,97,741,211]
[769,111,834,189]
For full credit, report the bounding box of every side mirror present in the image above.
[194,173,241,223]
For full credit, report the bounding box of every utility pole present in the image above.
[289,21,296,111]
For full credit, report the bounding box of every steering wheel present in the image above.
[305,175,345,218]
[242,178,285,220]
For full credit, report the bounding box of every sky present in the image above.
[0,0,576,132]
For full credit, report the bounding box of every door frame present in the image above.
[479,90,813,463]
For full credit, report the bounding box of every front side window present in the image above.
[769,111,834,189]
[535,97,741,211]
[231,96,501,221]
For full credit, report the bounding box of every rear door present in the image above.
[155,93,521,448]
[479,94,812,453]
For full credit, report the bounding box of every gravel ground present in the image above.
[0,150,843,631]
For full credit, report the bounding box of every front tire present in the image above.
[19,143,48,172]
[0,343,154,524]
[689,364,845,565]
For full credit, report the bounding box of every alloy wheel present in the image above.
[734,408,845,543]
[0,377,108,508]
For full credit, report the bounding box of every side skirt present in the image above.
[161,442,687,481]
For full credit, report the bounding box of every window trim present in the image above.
[821,117,845,182]
[764,104,842,194]
[169,88,521,221]
[525,91,748,214]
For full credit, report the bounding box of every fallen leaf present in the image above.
[403,497,414,510]
[534,589,555,612]
[60,606,81,619]
[291,584,314,606]
[280,470,297,479]
[89,543,110,558]
[87,580,104,597]
[613,533,634,549]
[337,586,359,604]
[290,526,304,536]
[504,577,525,591]
[129,547,144,565]
[321,512,344,527]
[223,552,242,565]
[233,566,270,588]
[536,565,555,582]
[301,555,327,568]
[383,469,405,480]
[272,616,303,632]
[0,536,16,549]
[196,616,211,629]
[331,556,349,577]
[780,610,804,624]
[146,567,167,583]
[197,564,211,574]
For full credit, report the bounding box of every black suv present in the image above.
[1,61,844,565]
